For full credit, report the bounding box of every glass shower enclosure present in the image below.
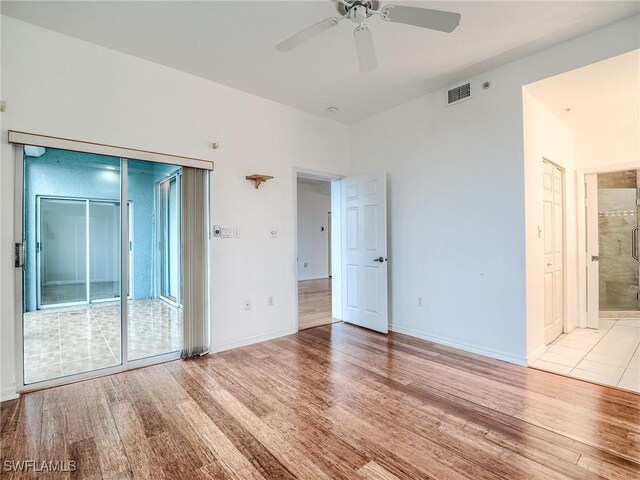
[598,169,640,313]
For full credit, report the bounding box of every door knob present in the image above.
[373,257,386,263]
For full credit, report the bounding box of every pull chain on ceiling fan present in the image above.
[276,0,461,72]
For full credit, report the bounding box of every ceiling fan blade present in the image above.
[276,17,340,52]
[382,5,460,33]
[354,25,378,72]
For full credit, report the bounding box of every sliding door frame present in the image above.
[11,132,213,394]
[157,172,182,308]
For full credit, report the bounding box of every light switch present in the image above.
[221,226,232,238]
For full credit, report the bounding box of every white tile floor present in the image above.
[531,318,640,393]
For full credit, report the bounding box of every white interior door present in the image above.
[585,173,599,328]
[341,171,388,333]
[543,162,564,344]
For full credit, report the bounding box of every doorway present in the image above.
[296,176,336,330]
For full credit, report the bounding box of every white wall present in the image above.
[0,16,350,400]
[522,90,577,362]
[296,181,331,281]
[349,15,639,365]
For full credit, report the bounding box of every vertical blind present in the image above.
[181,167,210,357]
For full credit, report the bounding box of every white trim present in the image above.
[8,130,214,171]
[389,324,528,366]
[211,328,297,353]
[527,343,547,364]
[1,387,19,403]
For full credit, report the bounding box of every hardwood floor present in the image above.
[2,323,639,479]
[297,278,337,330]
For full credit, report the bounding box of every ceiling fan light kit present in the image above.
[276,0,461,72]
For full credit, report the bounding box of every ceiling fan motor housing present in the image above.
[336,0,380,21]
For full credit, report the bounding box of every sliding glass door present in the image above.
[37,198,132,308]
[21,148,184,386]
[128,160,183,361]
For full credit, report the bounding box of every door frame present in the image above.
[157,171,182,308]
[576,161,640,329]
[542,158,566,342]
[13,144,180,395]
[293,167,344,332]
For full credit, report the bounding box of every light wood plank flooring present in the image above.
[297,278,337,330]
[2,323,639,479]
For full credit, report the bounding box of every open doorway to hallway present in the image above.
[296,176,340,330]
[524,49,639,393]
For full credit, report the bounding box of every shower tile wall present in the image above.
[598,170,639,312]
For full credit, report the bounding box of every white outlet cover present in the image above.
[270,229,278,238]
[243,300,251,310]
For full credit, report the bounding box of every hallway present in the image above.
[297,278,338,330]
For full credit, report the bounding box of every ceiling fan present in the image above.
[276,0,461,72]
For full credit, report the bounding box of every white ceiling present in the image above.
[2,1,639,123]
[526,49,639,144]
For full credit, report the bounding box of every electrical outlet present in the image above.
[417,296,423,307]
[303,262,308,268]
[243,300,251,310]
[270,229,278,238]
[268,296,274,306]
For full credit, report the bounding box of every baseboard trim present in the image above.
[527,343,547,364]
[1,387,19,403]
[211,328,297,353]
[389,324,527,366]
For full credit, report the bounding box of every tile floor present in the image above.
[23,298,182,385]
[531,318,640,393]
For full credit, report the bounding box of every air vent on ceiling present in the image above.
[447,82,472,106]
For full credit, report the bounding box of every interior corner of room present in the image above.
[0,2,640,418]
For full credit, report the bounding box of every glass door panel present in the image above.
[598,169,640,311]
[89,201,121,302]
[127,160,183,361]
[23,148,122,385]
[38,198,87,307]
